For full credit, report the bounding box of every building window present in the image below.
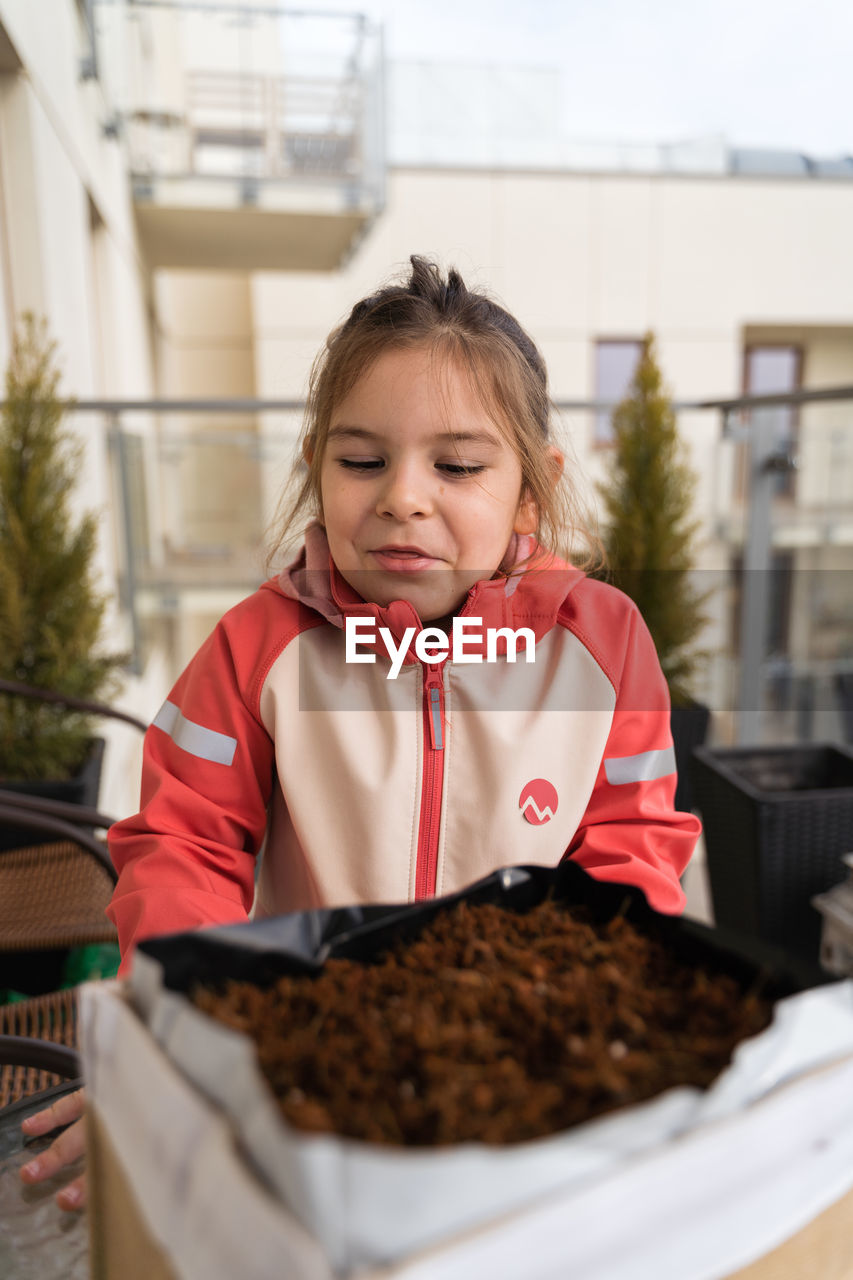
[743,344,802,498]
[594,340,643,445]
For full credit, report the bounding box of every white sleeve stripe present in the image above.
[604,745,676,786]
[152,700,238,766]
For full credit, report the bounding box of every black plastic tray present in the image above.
[137,860,827,999]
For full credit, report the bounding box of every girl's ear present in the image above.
[545,444,564,483]
[513,494,538,536]
[513,446,563,536]
[303,437,325,522]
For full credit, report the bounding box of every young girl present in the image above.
[21,255,700,1205]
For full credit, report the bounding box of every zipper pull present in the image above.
[424,666,445,751]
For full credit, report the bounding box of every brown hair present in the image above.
[266,256,600,571]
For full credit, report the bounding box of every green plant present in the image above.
[0,314,122,780]
[596,333,707,706]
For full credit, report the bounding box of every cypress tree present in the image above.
[0,314,121,780]
[596,333,707,706]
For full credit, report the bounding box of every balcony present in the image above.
[94,2,385,270]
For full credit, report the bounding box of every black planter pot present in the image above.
[670,700,711,814]
[690,742,853,967]
[0,736,105,853]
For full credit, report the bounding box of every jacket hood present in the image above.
[276,521,584,663]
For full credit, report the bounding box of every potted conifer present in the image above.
[0,314,123,840]
[595,332,710,813]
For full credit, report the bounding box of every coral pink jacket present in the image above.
[107,529,701,971]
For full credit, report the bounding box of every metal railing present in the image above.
[41,388,853,746]
[700,387,853,745]
[93,1,385,200]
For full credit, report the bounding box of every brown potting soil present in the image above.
[192,897,774,1146]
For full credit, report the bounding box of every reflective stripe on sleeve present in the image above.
[604,745,676,786]
[152,700,238,766]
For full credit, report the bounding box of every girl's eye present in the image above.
[438,462,486,477]
[338,458,384,471]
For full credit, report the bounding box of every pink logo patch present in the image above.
[519,778,558,826]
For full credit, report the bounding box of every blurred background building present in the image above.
[0,0,851,820]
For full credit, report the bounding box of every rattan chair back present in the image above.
[0,792,118,953]
[0,988,81,1108]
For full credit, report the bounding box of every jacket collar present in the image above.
[277,522,583,664]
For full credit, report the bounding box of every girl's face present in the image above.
[317,345,538,623]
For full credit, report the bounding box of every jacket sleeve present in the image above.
[562,585,702,914]
[107,600,278,974]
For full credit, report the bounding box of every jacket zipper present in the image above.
[415,662,446,900]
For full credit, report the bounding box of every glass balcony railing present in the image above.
[702,387,853,747]
[92,2,385,267]
[95,1,384,189]
[98,400,302,675]
[52,389,853,746]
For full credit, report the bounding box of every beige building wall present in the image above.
[0,0,163,815]
[150,271,263,662]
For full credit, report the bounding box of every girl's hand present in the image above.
[19,1086,87,1211]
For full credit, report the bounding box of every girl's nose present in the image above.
[376,462,433,520]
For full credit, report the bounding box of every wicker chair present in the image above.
[0,678,147,1107]
[0,996,82,1108]
[0,791,119,951]
[0,677,145,963]
[0,795,119,1107]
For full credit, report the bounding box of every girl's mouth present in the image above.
[370,546,442,572]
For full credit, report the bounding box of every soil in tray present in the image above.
[192,898,774,1146]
